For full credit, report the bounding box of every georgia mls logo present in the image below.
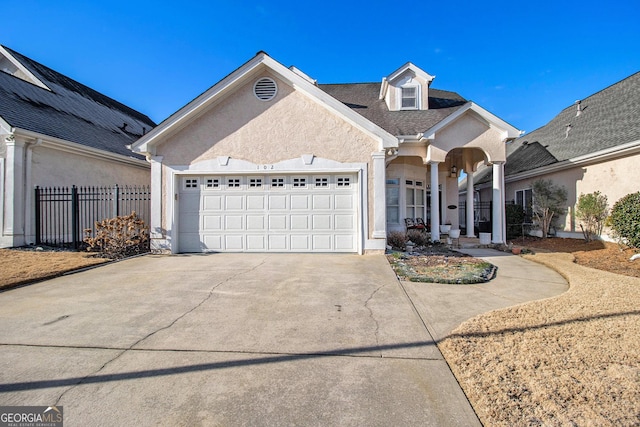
[0,406,63,427]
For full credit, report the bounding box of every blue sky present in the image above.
[3,0,639,134]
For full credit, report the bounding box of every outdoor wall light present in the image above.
[450,165,458,177]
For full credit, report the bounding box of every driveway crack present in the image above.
[54,258,268,405]
[364,283,386,357]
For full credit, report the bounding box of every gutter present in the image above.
[12,127,150,169]
[504,138,640,183]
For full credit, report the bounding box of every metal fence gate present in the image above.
[34,185,150,249]
[458,201,493,234]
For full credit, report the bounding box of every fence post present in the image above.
[113,184,120,217]
[35,186,41,245]
[72,186,79,249]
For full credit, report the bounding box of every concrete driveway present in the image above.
[0,253,479,426]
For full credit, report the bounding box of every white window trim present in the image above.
[398,84,420,110]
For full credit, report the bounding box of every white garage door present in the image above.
[178,174,358,253]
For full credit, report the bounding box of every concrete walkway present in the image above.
[0,250,568,426]
[402,248,569,342]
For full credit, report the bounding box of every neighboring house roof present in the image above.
[475,71,640,185]
[0,45,156,159]
[319,83,467,135]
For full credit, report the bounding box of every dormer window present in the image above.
[400,86,419,110]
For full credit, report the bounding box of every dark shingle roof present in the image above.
[0,45,156,159]
[475,71,640,185]
[319,83,467,135]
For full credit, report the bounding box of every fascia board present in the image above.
[131,54,268,154]
[133,53,398,153]
[504,139,640,183]
[0,45,51,91]
[13,127,149,168]
[387,62,435,83]
[423,102,522,140]
[0,116,11,135]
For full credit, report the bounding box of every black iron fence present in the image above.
[458,201,493,234]
[35,185,150,249]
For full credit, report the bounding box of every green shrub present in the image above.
[506,203,526,239]
[387,231,407,250]
[407,229,430,247]
[84,211,150,259]
[576,191,608,242]
[608,192,640,249]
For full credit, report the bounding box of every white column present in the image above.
[492,161,504,244]
[371,151,387,239]
[149,156,163,247]
[466,170,476,237]
[429,161,440,241]
[4,138,26,246]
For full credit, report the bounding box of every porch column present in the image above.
[429,161,441,241]
[149,155,163,249]
[371,150,386,239]
[4,138,26,246]
[492,161,504,244]
[466,171,476,237]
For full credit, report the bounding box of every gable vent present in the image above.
[254,77,277,101]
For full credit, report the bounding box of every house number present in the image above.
[257,164,274,170]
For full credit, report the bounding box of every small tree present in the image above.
[575,191,608,242]
[608,191,640,249]
[531,179,568,238]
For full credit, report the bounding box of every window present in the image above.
[337,177,351,187]
[401,86,418,109]
[406,180,425,220]
[515,188,533,222]
[293,177,307,188]
[386,178,400,224]
[271,177,284,188]
[205,178,219,188]
[249,178,263,188]
[314,177,329,187]
[227,178,241,188]
[184,178,198,189]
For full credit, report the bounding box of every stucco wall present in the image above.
[432,113,504,163]
[504,152,640,235]
[157,72,380,236]
[31,146,150,187]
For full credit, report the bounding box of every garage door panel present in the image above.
[312,194,332,209]
[225,195,244,210]
[291,195,309,210]
[203,195,222,210]
[335,214,354,230]
[290,215,310,230]
[291,235,310,250]
[178,173,358,253]
[246,235,266,250]
[312,214,331,230]
[269,215,287,230]
[335,194,354,210]
[225,215,243,230]
[247,215,266,230]
[247,195,265,210]
[268,235,287,250]
[269,195,288,210]
[225,235,244,251]
[203,215,222,230]
[312,234,332,250]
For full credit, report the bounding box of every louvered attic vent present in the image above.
[254,77,277,101]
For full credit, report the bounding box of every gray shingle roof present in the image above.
[0,45,156,159]
[476,71,640,185]
[319,83,467,135]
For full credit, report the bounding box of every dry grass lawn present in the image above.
[0,248,108,290]
[440,251,640,426]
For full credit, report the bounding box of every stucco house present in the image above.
[467,71,640,240]
[0,45,155,248]
[131,52,520,254]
